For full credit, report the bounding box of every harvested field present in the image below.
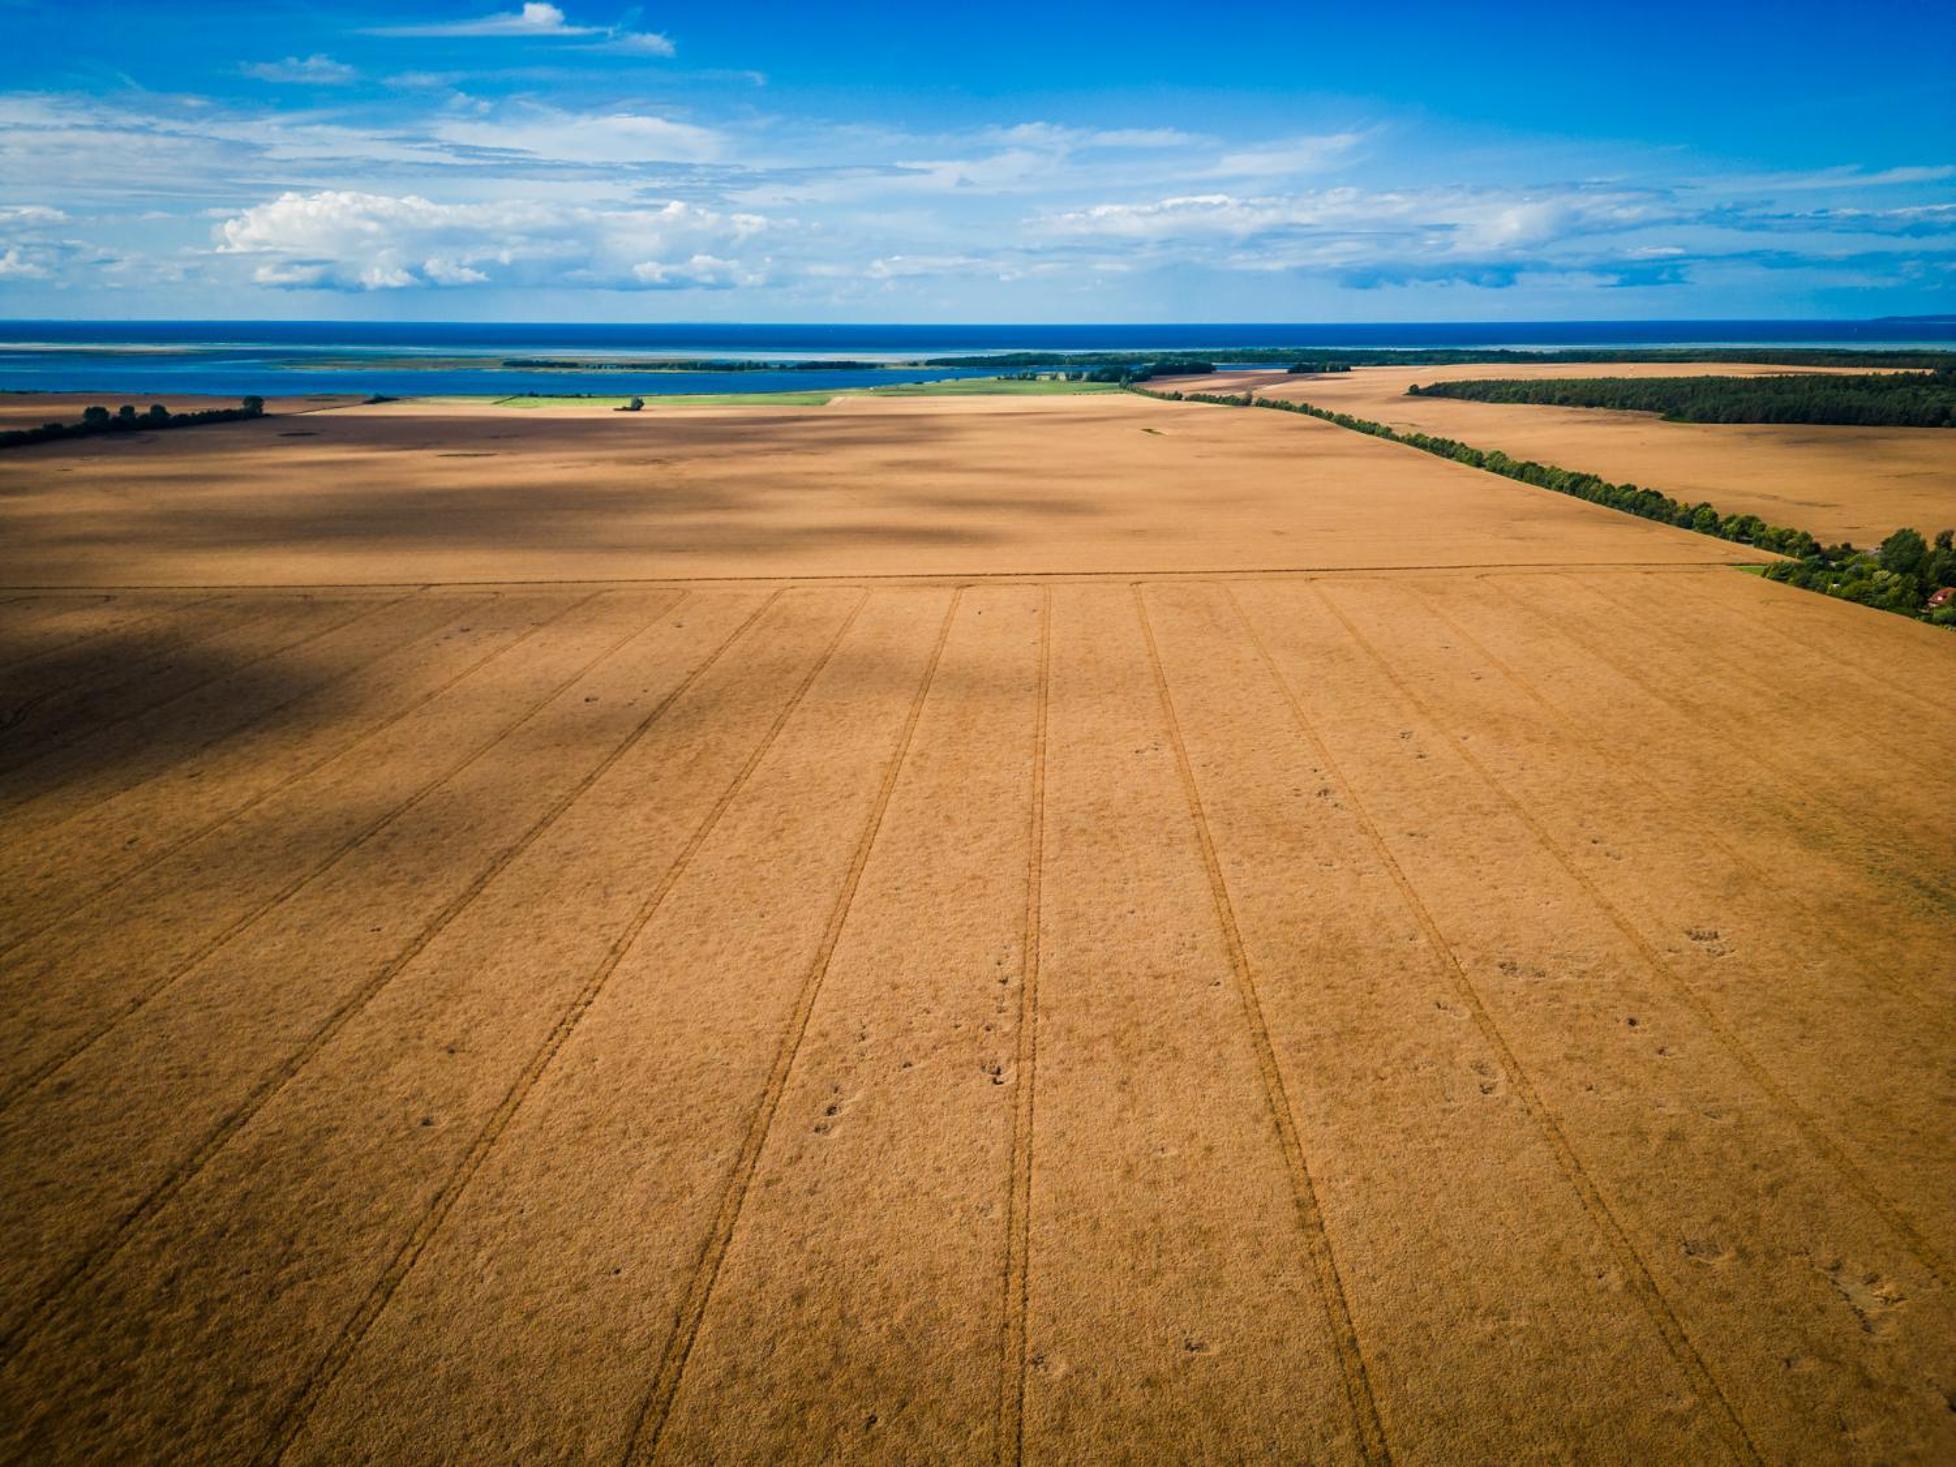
[1,392,1953,1462]
[1184,365,1956,546]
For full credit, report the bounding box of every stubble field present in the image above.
[1189,364,1956,546]
[1,391,1952,1463]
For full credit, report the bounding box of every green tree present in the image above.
[1878,527,1927,576]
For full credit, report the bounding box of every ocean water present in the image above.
[2,319,1951,398]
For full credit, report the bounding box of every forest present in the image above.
[1407,370,1956,427]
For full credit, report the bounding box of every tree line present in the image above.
[1407,370,1956,427]
[0,398,266,451]
[1133,385,1956,629]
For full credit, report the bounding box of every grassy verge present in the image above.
[1135,385,1956,630]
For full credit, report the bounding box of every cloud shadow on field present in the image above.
[0,596,388,810]
[0,409,1124,581]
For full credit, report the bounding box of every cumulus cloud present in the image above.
[214,189,769,291]
[242,55,358,86]
[366,3,675,54]
[0,204,74,283]
[0,246,50,279]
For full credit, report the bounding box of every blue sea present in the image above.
[2,319,1951,399]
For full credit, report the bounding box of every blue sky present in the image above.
[2,0,1951,321]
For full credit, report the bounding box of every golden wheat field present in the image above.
[1,391,1953,1463]
[1186,365,1956,547]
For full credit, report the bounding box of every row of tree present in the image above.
[1081,361,1218,383]
[0,397,266,450]
[1763,528,1956,620]
[1134,385,1956,628]
[1407,370,1956,427]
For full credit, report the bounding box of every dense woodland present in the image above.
[1135,385,1956,628]
[923,347,1956,371]
[0,397,265,450]
[1408,370,1956,427]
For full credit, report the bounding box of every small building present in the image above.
[1928,586,1956,610]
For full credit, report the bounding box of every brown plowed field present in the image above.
[1,393,1952,1463]
[1182,365,1956,546]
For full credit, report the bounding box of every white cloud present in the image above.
[1713,163,1956,194]
[368,4,598,38]
[1040,185,1667,252]
[591,31,678,57]
[1031,184,1689,287]
[1211,132,1366,178]
[214,189,770,291]
[366,3,674,54]
[0,246,50,279]
[434,107,719,163]
[979,122,1202,152]
[631,253,754,288]
[242,55,358,86]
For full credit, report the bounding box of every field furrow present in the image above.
[1139,580,1740,1462]
[1242,579,1956,1460]
[1017,584,1364,1463]
[0,389,1948,1461]
[266,589,949,1463]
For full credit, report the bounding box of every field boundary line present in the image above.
[0,592,227,675]
[1416,587,1950,1023]
[0,591,489,828]
[0,593,412,783]
[994,587,1050,1467]
[0,593,486,958]
[1575,572,1953,789]
[1479,574,1956,915]
[254,588,842,1465]
[1134,584,1392,1466]
[1335,584,1954,1289]
[621,587,962,1465]
[1232,582,1762,1467]
[0,587,711,1369]
[0,561,1752,594]
[0,592,631,1116]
